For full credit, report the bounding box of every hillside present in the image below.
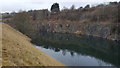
[2,2,120,41]
[1,23,64,66]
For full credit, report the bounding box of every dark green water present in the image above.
[31,32,120,66]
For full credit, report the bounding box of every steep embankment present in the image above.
[2,23,64,66]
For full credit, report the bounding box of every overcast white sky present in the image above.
[0,0,119,13]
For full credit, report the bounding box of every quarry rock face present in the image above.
[38,21,119,41]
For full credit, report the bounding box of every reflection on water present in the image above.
[31,32,120,66]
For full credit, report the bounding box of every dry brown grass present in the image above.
[1,23,64,66]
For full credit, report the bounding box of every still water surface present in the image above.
[31,32,120,66]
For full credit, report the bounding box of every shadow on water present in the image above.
[31,32,120,66]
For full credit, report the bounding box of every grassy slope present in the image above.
[1,23,64,66]
[0,22,2,67]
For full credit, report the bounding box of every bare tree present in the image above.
[70,5,75,10]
